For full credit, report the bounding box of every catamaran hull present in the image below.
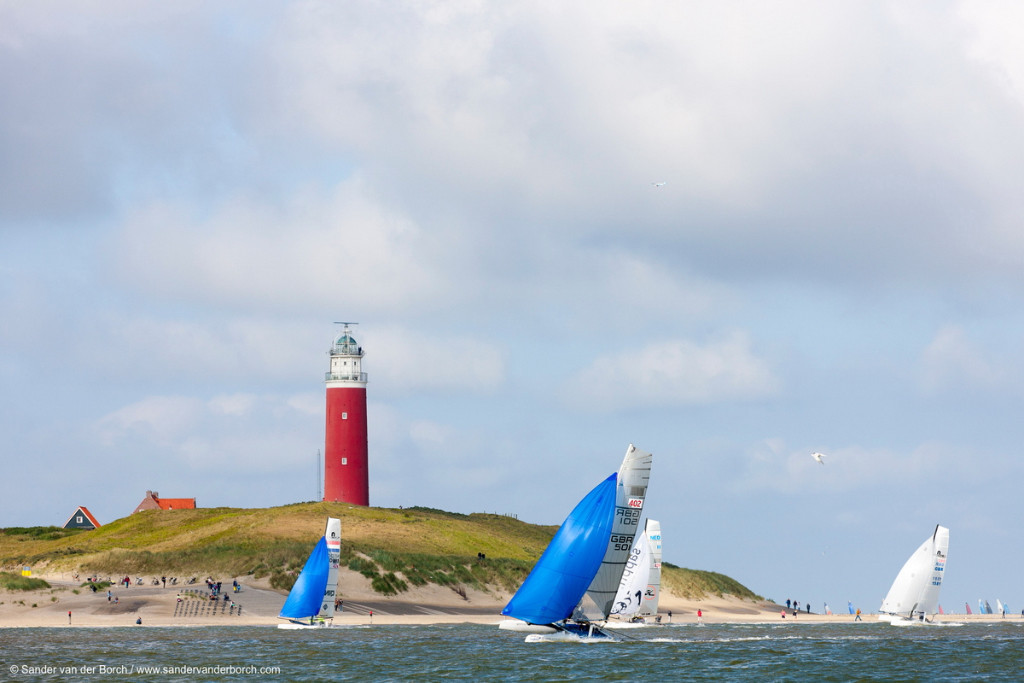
[497,619,559,634]
[276,621,333,629]
[523,622,616,642]
[604,619,654,629]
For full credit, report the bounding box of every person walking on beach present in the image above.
[855,608,862,621]
[68,610,71,625]
[697,609,703,626]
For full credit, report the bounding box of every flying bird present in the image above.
[652,181,666,187]
[812,452,826,465]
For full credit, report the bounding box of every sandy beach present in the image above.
[2,569,1011,629]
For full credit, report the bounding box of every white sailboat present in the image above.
[878,524,949,625]
[608,519,663,627]
[638,519,662,620]
[499,444,653,640]
[609,530,652,619]
[277,517,342,629]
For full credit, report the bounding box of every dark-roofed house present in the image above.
[63,506,101,530]
[133,490,197,514]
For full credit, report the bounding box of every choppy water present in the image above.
[2,622,1022,682]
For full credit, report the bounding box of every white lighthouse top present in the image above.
[326,323,367,385]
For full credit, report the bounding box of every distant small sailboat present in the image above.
[277,517,342,629]
[499,445,653,640]
[878,525,948,625]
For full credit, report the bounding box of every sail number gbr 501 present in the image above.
[612,534,636,552]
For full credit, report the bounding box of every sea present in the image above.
[2,622,1021,682]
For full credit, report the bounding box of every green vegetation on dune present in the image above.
[662,562,760,600]
[0,571,51,591]
[0,504,760,601]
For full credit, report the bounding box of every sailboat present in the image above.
[498,444,653,639]
[638,519,663,620]
[608,519,662,626]
[277,517,342,629]
[878,524,948,625]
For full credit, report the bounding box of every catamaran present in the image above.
[878,524,948,625]
[277,517,342,629]
[498,444,653,640]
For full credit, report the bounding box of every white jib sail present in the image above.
[879,524,949,619]
[610,533,651,617]
[320,517,342,618]
[573,444,653,622]
[638,519,662,617]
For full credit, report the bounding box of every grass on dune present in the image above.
[1,504,760,600]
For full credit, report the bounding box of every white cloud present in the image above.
[365,326,504,396]
[366,404,512,509]
[918,325,1002,395]
[95,392,320,471]
[77,315,324,384]
[97,395,203,446]
[563,331,778,412]
[111,177,447,314]
[207,393,258,416]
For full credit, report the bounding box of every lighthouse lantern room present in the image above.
[323,322,369,505]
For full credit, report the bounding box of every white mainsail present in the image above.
[879,524,949,621]
[320,517,342,618]
[609,533,651,617]
[573,444,653,622]
[638,519,662,618]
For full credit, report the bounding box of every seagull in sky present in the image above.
[811,452,826,465]
[652,181,666,187]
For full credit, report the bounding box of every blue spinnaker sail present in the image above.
[279,536,329,619]
[501,473,617,625]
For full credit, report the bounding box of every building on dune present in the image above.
[62,505,101,530]
[132,490,196,513]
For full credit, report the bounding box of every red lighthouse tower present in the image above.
[323,323,369,505]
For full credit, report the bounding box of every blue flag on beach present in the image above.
[848,601,854,615]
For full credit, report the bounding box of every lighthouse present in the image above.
[323,323,369,505]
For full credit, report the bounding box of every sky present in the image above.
[3,1,1024,615]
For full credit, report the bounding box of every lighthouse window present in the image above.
[342,458,348,465]
[342,412,348,419]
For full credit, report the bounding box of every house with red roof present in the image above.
[132,490,197,513]
[62,506,101,530]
